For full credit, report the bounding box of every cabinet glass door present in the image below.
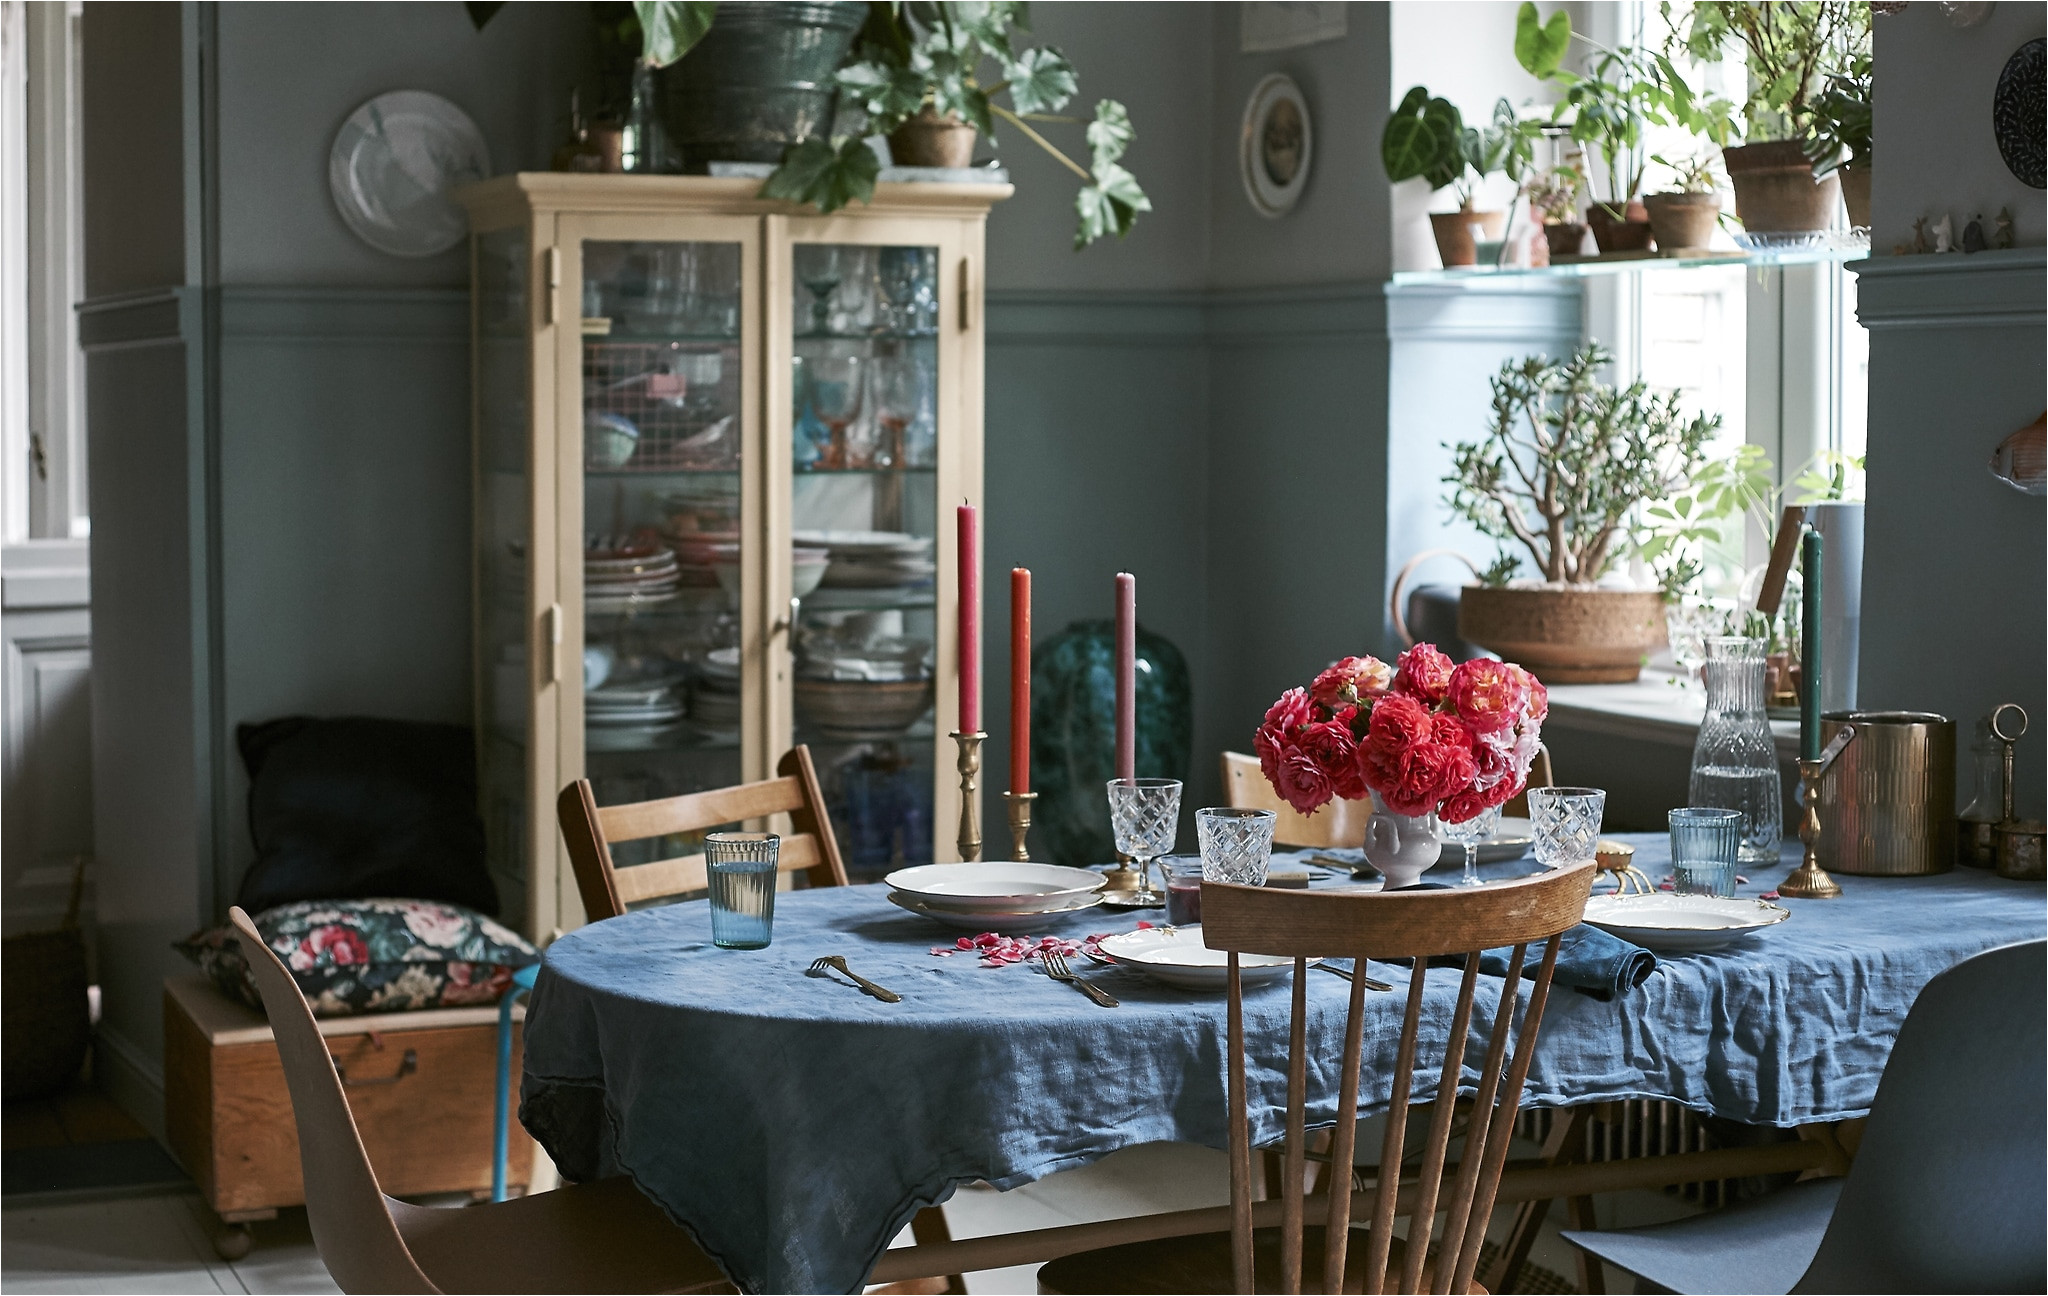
[790,242,941,878]
[579,238,745,867]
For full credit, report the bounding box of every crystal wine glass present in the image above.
[1106,778,1182,905]
[1438,804,1502,888]
[804,350,865,469]
[795,245,843,336]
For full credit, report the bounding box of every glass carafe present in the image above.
[1688,637,1782,865]
[1957,716,2004,867]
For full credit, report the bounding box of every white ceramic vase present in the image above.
[1364,791,1441,890]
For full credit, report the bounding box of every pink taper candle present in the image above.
[1011,568,1031,793]
[957,503,980,734]
[1114,572,1136,781]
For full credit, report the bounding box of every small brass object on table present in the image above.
[1003,790,1038,862]
[1782,727,1857,899]
[1595,839,1654,894]
[1097,856,1150,903]
[1988,706,2042,881]
[951,731,986,863]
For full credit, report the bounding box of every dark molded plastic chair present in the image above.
[227,906,730,1294]
[1562,938,2047,1295]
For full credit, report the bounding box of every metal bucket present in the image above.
[1818,711,1956,875]
[656,2,866,169]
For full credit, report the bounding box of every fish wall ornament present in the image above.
[1990,413,2046,496]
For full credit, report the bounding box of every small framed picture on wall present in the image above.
[1240,74,1312,218]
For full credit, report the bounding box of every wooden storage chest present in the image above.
[163,974,535,1231]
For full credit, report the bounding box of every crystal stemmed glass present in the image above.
[796,245,843,336]
[804,350,865,469]
[1106,777,1182,905]
[1438,804,1502,888]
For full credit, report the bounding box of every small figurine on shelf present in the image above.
[1994,207,2017,249]
[1963,214,1988,253]
[1910,215,1931,254]
[1932,214,1955,253]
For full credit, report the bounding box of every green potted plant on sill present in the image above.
[1643,152,1724,252]
[1664,0,1872,238]
[1805,52,1872,229]
[1446,344,1723,684]
[1523,159,1589,260]
[1382,89,1532,267]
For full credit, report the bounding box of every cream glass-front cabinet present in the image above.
[458,174,1009,939]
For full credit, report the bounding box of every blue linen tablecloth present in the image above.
[519,837,2044,1294]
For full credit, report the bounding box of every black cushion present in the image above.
[235,717,495,916]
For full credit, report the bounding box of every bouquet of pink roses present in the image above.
[1254,644,1547,824]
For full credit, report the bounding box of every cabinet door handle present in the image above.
[545,603,564,684]
[773,595,801,635]
[957,256,971,331]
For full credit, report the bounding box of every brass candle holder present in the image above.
[951,731,986,863]
[1003,791,1038,862]
[1781,727,1855,900]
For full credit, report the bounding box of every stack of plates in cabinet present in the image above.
[587,539,681,612]
[882,863,1106,933]
[795,530,936,590]
[688,646,743,739]
[586,660,688,751]
[663,531,739,589]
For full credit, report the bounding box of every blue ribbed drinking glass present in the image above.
[706,832,779,949]
[1668,808,1743,898]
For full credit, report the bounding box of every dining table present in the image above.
[517,835,2045,1295]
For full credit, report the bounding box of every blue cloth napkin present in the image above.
[1382,881,1657,999]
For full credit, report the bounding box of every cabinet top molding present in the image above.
[454,173,1014,227]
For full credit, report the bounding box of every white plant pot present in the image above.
[1364,791,1441,890]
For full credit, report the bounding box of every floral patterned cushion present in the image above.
[175,899,539,1018]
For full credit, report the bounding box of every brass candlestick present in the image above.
[1004,791,1038,862]
[1781,727,1855,899]
[951,731,986,863]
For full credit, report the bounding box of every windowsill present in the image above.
[1544,670,1801,756]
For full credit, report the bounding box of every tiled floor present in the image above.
[2,1141,1687,1294]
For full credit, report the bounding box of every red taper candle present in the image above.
[1114,571,1136,781]
[1011,568,1031,793]
[957,503,980,734]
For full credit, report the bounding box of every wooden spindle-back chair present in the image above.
[557,745,848,922]
[1219,752,1370,850]
[1037,859,1596,1295]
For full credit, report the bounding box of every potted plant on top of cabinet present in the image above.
[1382,89,1532,267]
[1665,0,1872,238]
[1448,344,1722,683]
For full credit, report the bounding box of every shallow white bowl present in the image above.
[1094,926,1312,991]
[1582,893,1791,952]
[883,862,1105,913]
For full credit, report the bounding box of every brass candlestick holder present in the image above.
[1781,727,1855,899]
[1003,791,1038,862]
[951,731,986,863]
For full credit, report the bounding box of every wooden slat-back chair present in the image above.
[1500,744,1554,821]
[558,745,848,922]
[1220,752,1370,850]
[1038,860,1597,1295]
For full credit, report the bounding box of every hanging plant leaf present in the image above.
[1086,99,1133,169]
[633,0,718,68]
[1514,2,1571,79]
[1075,159,1150,248]
[760,138,883,214]
[838,60,930,131]
[1005,46,1078,116]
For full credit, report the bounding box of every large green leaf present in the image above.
[634,0,717,67]
[1004,46,1077,115]
[1514,2,1571,78]
[837,60,929,130]
[1085,99,1133,169]
[1381,86,1463,189]
[1074,159,1149,248]
[759,138,882,214]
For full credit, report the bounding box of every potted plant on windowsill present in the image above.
[1667,0,1872,238]
[1524,162,1589,260]
[1643,152,1724,252]
[1805,54,1872,229]
[1382,89,1532,268]
[1448,345,1722,683]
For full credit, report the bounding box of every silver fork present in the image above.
[807,954,902,1003]
[1317,962,1396,992]
[1043,950,1119,1008]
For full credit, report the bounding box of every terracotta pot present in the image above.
[1457,585,1669,684]
[1543,222,1590,259]
[1428,207,1509,268]
[1723,140,1842,234]
[1586,202,1654,252]
[887,109,977,168]
[1840,163,1871,230]
[1643,192,1721,252]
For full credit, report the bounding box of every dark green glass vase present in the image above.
[1030,620,1192,866]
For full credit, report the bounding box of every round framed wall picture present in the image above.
[1240,74,1312,218]
[1993,38,2045,190]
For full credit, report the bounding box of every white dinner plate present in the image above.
[884,863,1105,913]
[1475,816,1534,864]
[1582,894,1791,952]
[886,889,1104,932]
[328,91,490,257]
[1095,926,1314,991]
